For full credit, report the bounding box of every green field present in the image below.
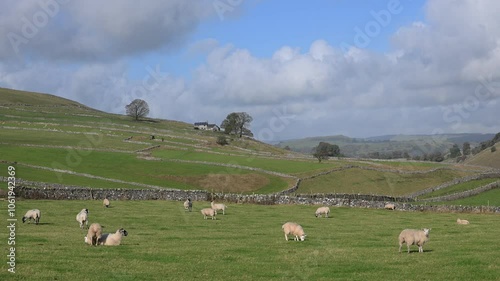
[1,200,499,281]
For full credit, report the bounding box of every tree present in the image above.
[220,112,253,137]
[216,135,228,146]
[449,144,461,158]
[126,99,149,120]
[462,142,471,156]
[313,142,340,163]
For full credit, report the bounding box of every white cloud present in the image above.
[1,0,499,141]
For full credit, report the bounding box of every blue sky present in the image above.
[1,0,499,141]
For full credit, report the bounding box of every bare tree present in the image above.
[126,99,149,120]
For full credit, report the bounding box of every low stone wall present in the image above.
[13,186,500,213]
[419,181,500,203]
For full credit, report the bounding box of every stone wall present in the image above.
[419,181,500,203]
[13,186,500,213]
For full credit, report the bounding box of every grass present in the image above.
[298,168,473,196]
[1,200,499,280]
[427,188,500,206]
[418,178,500,199]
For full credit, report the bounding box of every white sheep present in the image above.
[103,198,110,208]
[457,218,470,225]
[282,222,306,241]
[201,208,216,220]
[184,198,193,212]
[398,228,431,253]
[211,201,226,215]
[76,208,89,229]
[315,206,330,218]
[22,209,41,224]
[99,228,128,246]
[86,223,102,246]
[384,203,395,210]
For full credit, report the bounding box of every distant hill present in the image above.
[276,133,496,158]
[0,87,88,107]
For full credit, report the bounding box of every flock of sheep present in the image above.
[22,199,472,253]
[22,198,128,247]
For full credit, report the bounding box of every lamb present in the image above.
[103,198,110,208]
[384,203,395,210]
[457,218,470,225]
[211,201,226,215]
[184,198,193,212]
[398,228,431,253]
[86,223,102,246]
[201,208,216,220]
[282,222,306,241]
[22,209,41,224]
[99,228,128,246]
[76,208,89,229]
[315,206,330,218]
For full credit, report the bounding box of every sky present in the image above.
[1,0,499,142]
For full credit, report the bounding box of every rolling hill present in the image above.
[1,87,498,203]
[275,133,496,158]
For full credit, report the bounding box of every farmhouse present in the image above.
[194,121,220,131]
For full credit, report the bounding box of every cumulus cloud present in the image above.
[1,0,499,141]
[0,0,212,62]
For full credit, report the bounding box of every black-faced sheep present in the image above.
[184,198,193,212]
[211,201,226,215]
[398,228,430,253]
[22,209,41,224]
[99,228,128,246]
[282,222,306,241]
[103,198,110,208]
[76,208,89,229]
[315,206,330,218]
[86,223,102,246]
[201,208,216,220]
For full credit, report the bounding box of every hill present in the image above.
[276,133,496,158]
[0,87,498,201]
[465,142,500,169]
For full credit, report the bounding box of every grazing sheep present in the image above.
[282,222,306,241]
[22,209,41,224]
[103,198,110,208]
[384,203,395,210]
[315,206,330,218]
[211,201,226,215]
[457,218,470,225]
[99,228,128,246]
[398,228,431,253]
[86,223,102,246]
[76,208,89,229]
[184,198,193,212]
[201,208,216,220]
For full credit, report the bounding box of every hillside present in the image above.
[465,142,500,169]
[276,133,496,158]
[0,87,498,201]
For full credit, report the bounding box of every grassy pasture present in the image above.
[1,200,499,281]
[298,168,473,196]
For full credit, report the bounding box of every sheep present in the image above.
[211,201,226,215]
[282,222,306,241]
[99,228,128,246]
[457,218,470,225]
[103,198,110,208]
[201,208,216,220]
[86,223,102,246]
[384,203,395,210]
[184,198,193,212]
[398,228,431,253]
[22,209,41,224]
[315,206,330,218]
[76,208,89,229]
